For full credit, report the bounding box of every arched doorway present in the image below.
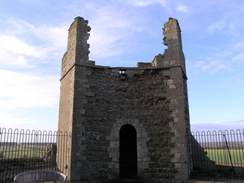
[119,124,137,179]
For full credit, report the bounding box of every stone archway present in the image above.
[119,124,138,179]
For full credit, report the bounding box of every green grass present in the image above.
[1,146,243,167]
[205,149,244,166]
[0,146,46,159]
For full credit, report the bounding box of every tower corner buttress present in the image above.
[61,16,91,79]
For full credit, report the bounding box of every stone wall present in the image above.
[57,17,191,182]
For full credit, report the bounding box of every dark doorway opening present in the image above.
[119,124,138,179]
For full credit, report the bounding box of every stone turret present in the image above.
[57,17,191,182]
[138,18,186,73]
[58,17,92,178]
[61,17,92,78]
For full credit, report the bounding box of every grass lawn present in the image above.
[0,146,46,159]
[205,149,244,166]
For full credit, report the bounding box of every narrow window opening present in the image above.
[119,70,126,74]
[119,70,127,80]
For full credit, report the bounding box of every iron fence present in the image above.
[0,128,243,183]
[0,128,71,182]
[190,129,244,182]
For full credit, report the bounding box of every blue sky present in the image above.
[0,0,243,132]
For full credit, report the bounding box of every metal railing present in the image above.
[0,127,243,182]
[0,128,70,182]
[190,129,244,182]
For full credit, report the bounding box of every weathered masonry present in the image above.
[57,17,192,183]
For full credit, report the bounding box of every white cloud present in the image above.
[0,50,30,68]
[190,60,228,73]
[176,5,189,13]
[234,42,244,49]
[128,0,167,7]
[216,64,227,70]
[231,42,244,62]
[202,60,218,70]
[0,69,59,109]
[232,53,244,62]
[0,35,44,68]
[0,17,63,129]
[0,112,36,129]
[127,0,190,15]
[89,29,124,61]
[0,35,39,56]
[207,20,226,33]
[83,4,132,59]
[0,18,68,69]
[77,2,149,63]
[34,26,68,53]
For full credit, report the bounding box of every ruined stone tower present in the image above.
[57,17,191,182]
